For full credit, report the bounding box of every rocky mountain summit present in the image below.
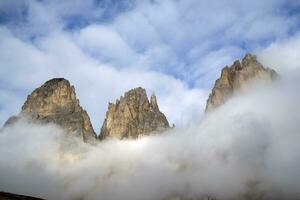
[99,87,170,139]
[4,78,96,142]
[2,53,278,142]
[3,79,170,142]
[205,53,278,112]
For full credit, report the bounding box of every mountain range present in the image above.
[1,53,278,200]
[4,54,277,143]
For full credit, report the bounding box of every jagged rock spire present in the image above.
[4,78,96,142]
[205,53,278,112]
[150,92,159,112]
[99,87,169,140]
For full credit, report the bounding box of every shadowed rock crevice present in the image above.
[205,53,278,112]
[99,87,170,140]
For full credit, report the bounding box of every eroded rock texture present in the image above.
[99,87,169,139]
[4,78,96,142]
[205,53,278,112]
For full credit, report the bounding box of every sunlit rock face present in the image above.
[4,78,96,142]
[205,53,278,112]
[99,87,170,140]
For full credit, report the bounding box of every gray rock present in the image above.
[99,87,170,139]
[4,78,96,142]
[205,53,278,112]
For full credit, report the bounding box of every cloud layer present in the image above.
[1,0,300,132]
[0,26,208,131]
[1,2,300,198]
[1,71,300,200]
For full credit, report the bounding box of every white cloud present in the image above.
[257,33,300,73]
[75,25,137,66]
[0,0,300,199]
[1,71,300,199]
[111,0,299,80]
[0,0,299,133]
[0,27,207,131]
[190,46,243,88]
[2,0,297,82]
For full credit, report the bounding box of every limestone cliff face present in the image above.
[99,87,170,139]
[5,78,96,142]
[205,54,278,112]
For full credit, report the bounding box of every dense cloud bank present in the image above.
[1,72,300,200]
[1,1,300,199]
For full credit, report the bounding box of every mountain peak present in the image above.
[150,93,159,112]
[5,78,97,142]
[243,53,256,61]
[99,87,169,140]
[44,77,68,84]
[205,53,278,112]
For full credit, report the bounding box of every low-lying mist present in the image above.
[1,72,300,200]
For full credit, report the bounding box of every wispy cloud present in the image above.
[257,33,300,73]
[0,26,207,131]
[1,73,300,199]
[1,1,300,199]
[0,0,299,130]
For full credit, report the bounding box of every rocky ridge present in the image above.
[1,54,281,200]
[4,78,96,142]
[205,53,278,112]
[3,54,278,142]
[99,87,170,139]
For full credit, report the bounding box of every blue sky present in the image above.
[0,0,300,132]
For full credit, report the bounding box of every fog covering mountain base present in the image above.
[0,72,300,200]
